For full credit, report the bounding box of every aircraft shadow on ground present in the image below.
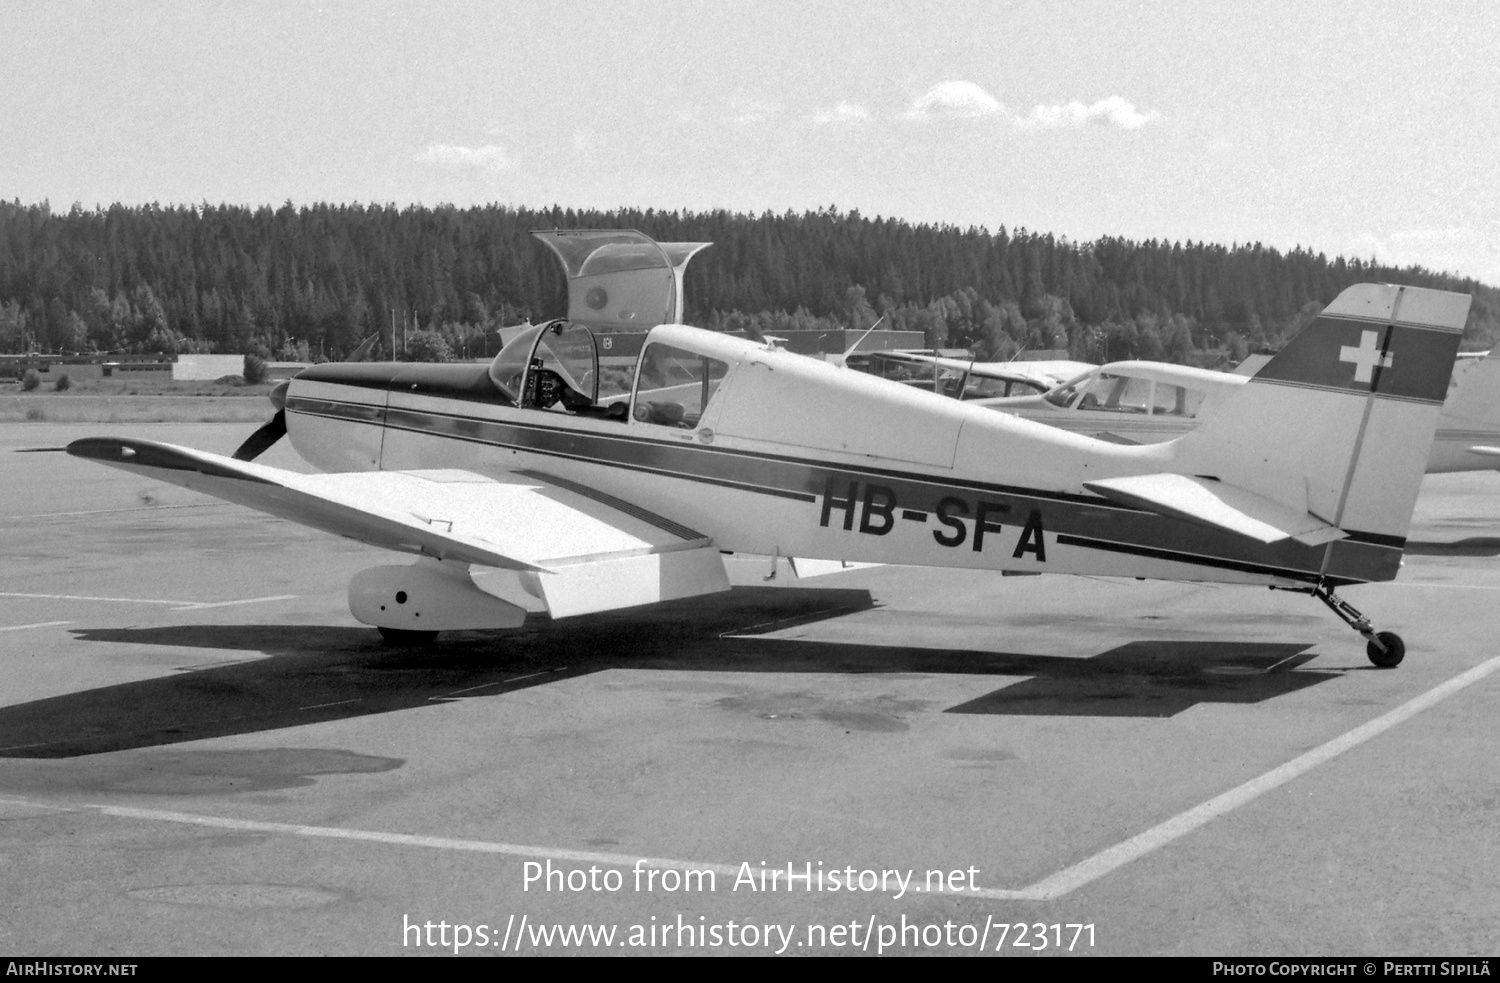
[1403,537,1500,557]
[1,586,1338,757]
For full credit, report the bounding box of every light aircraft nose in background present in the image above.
[67,231,1472,668]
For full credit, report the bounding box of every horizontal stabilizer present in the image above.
[1083,473,1346,546]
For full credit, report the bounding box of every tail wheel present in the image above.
[377,627,439,646]
[1366,631,1405,668]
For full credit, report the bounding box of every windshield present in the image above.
[1073,373,1151,412]
[487,320,600,410]
[1043,370,1095,408]
[488,323,546,403]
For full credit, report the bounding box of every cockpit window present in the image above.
[1043,368,1097,408]
[487,320,608,415]
[1044,381,1082,407]
[633,343,729,428]
[1105,375,1152,412]
[963,374,1046,399]
[488,323,547,403]
[527,321,597,409]
[1071,373,1151,412]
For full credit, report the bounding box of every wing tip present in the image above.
[66,437,136,462]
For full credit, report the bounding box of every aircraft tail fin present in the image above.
[1173,283,1469,582]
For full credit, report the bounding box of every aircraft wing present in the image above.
[1083,473,1347,547]
[66,437,730,618]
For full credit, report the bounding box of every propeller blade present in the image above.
[232,409,286,462]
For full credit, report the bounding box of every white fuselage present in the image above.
[283,325,1400,589]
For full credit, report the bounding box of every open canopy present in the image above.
[531,230,711,330]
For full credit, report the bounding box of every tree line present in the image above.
[1,200,1495,364]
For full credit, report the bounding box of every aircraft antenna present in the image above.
[837,315,884,366]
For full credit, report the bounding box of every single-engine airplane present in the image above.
[864,349,1094,399]
[977,348,1500,473]
[66,231,1471,667]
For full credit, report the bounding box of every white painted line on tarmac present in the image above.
[3,655,1494,903]
[0,591,297,610]
[0,798,751,880]
[1383,583,1500,591]
[720,608,846,639]
[440,668,568,698]
[173,595,299,611]
[0,793,1033,900]
[1017,652,1500,900]
[1262,652,1305,673]
[0,620,72,633]
[4,503,222,520]
[0,591,184,606]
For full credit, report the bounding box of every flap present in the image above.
[66,438,715,571]
[1083,472,1347,546]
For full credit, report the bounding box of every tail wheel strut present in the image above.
[1273,580,1405,668]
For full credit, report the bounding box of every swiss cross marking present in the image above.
[1339,329,1393,384]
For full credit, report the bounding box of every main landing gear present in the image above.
[1272,580,1405,668]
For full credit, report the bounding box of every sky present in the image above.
[4,0,1499,283]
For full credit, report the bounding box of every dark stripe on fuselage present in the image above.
[290,393,1138,512]
[1053,534,1359,586]
[377,404,820,503]
[290,395,387,424]
[287,394,1402,583]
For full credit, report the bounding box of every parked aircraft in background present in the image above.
[977,348,1500,473]
[866,350,1095,400]
[65,232,1472,667]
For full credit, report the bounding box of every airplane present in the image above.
[64,230,1471,668]
[862,349,1095,400]
[976,347,1500,472]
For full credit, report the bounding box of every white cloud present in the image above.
[1345,227,1500,281]
[415,144,512,174]
[729,100,780,125]
[808,101,870,125]
[904,81,1004,120]
[1014,95,1159,130]
[901,84,1157,131]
